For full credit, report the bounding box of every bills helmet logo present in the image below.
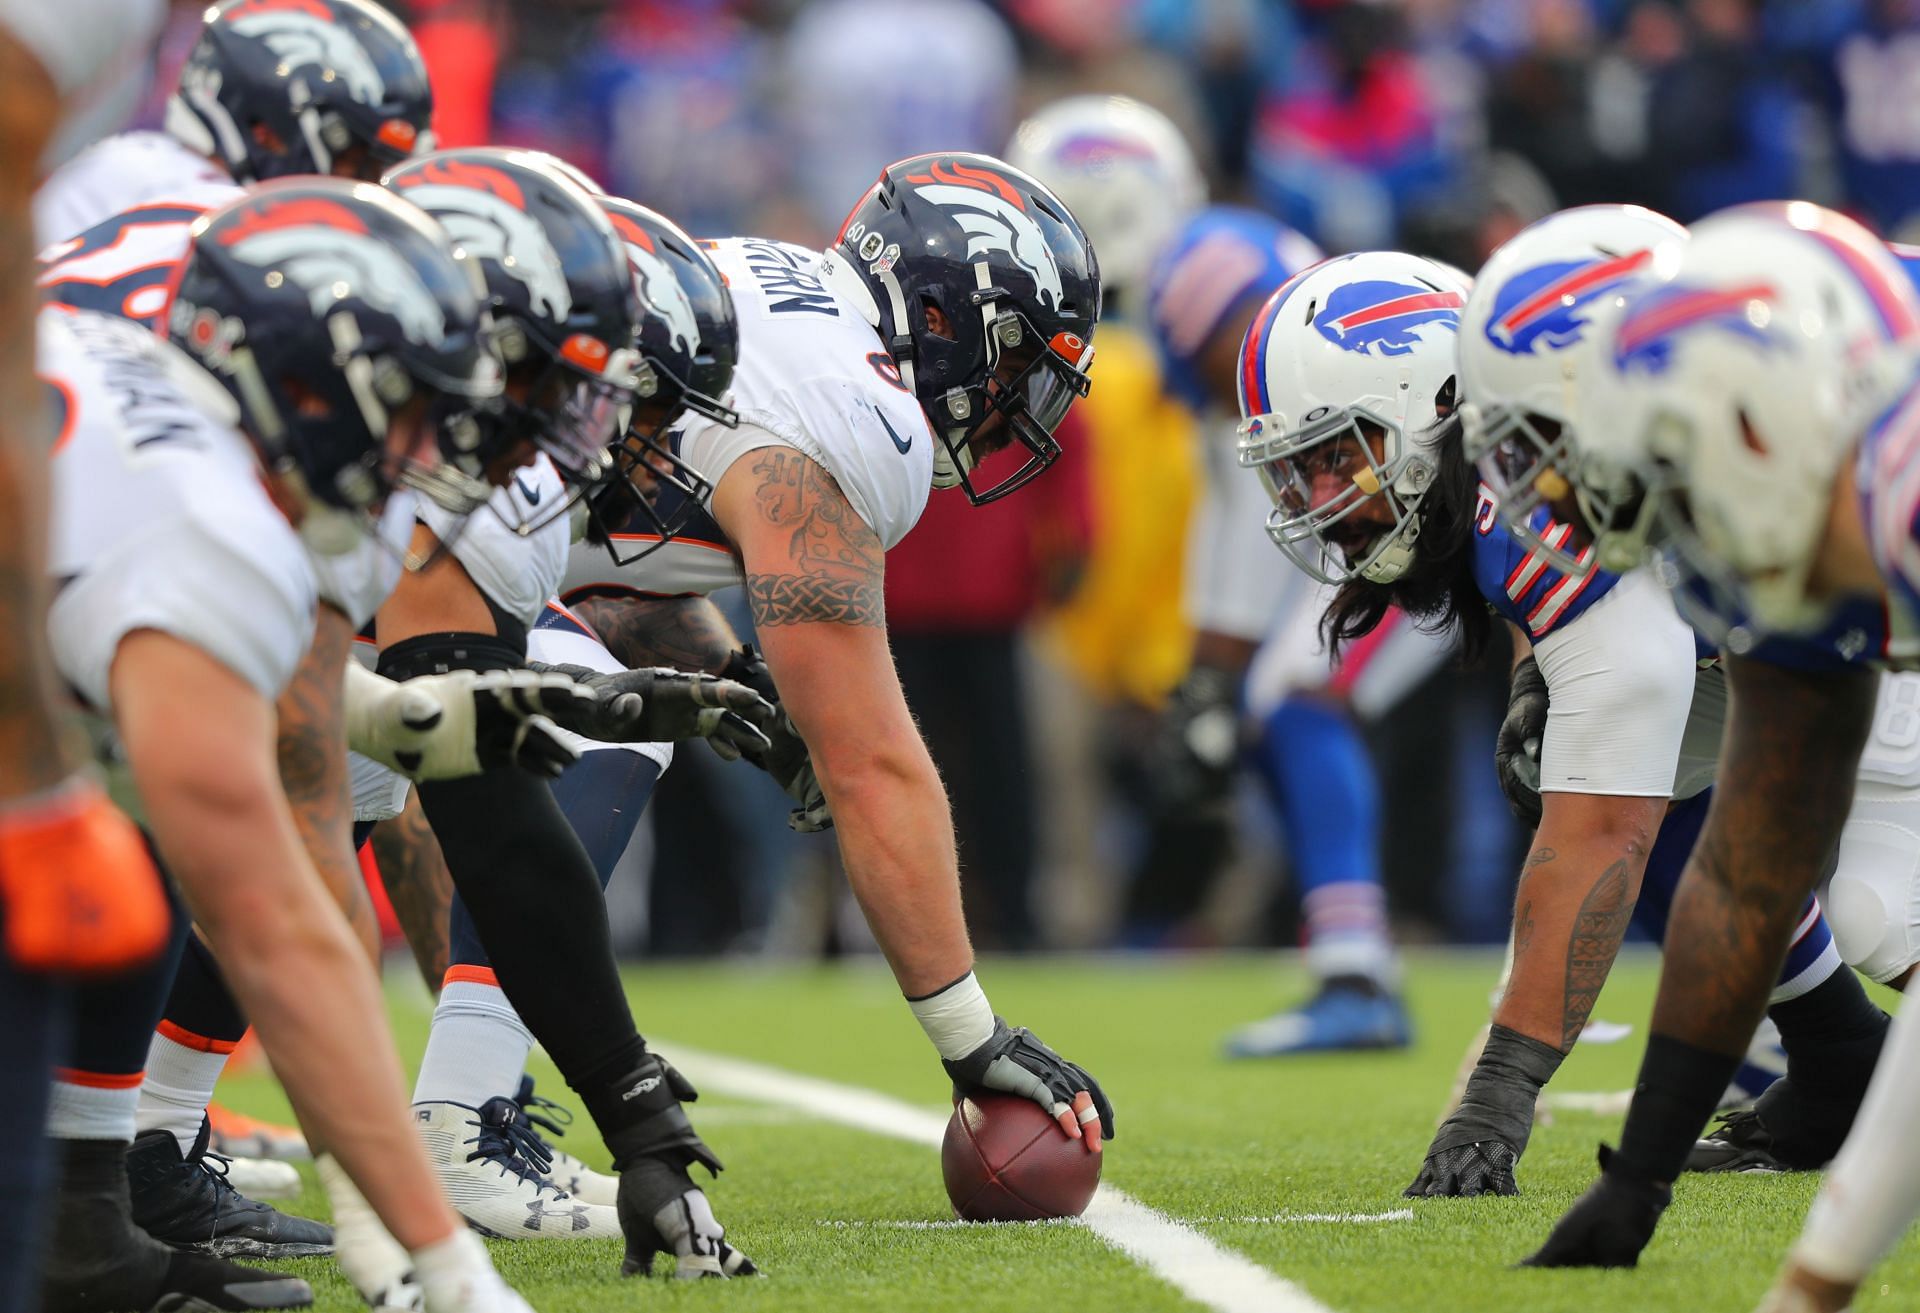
[1613,281,1778,375]
[217,198,449,342]
[1485,250,1653,355]
[226,0,387,105]
[907,161,1065,310]
[608,217,699,359]
[1312,280,1463,357]
[390,163,572,322]
[1055,133,1158,170]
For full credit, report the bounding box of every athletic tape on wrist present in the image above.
[909,970,996,1061]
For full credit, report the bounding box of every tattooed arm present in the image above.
[277,603,379,961]
[709,446,971,995]
[570,594,742,675]
[370,787,453,992]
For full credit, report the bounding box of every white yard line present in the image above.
[817,1210,1413,1230]
[662,1043,1336,1313]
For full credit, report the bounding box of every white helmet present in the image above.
[1459,204,1686,574]
[1577,201,1920,646]
[1234,251,1470,584]
[1005,95,1204,298]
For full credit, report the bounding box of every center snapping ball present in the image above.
[941,1093,1102,1221]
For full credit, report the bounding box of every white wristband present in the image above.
[908,970,996,1061]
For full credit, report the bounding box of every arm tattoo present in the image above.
[742,449,885,628]
[1514,898,1536,958]
[1562,857,1634,1049]
[371,790,454,991]
[571,594,740,675]
[277,613,370,944]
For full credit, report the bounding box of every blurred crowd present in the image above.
[132,0,1920,960]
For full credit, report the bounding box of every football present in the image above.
[941,1093,1103,1222]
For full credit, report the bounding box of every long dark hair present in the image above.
[1319,412,1495,663]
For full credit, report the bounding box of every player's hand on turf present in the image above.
[617,1164,759,1280]
[526,661,776,758]
[1143,665,1241,817]
[367,669,589,781]
[1495,656,1549,829]
[721,644,832,832]
[1519,1146,1670,1268]
[1405,1140,1519,1197]
[943,1018,1115,1152]
[1407,1024,1560,1197]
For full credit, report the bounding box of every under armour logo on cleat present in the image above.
[524,1200,594,1232]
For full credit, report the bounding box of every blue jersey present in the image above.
[1144,205,1321,412]
[1470,484,1615,641]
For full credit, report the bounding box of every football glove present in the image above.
[526,662,775,760]
[1519,1145,1671,1268]
[617,1169,758,1281]
[1406,1024,1563,1197]
[943,1017,1116,1142]
[346,663,589,781]
[721,645,831,833]
[1144,665,1241,818]
[1496,656,1549,829]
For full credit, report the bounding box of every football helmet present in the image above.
[585,195,740,565]
[165,178,502,552]
[818,152,1100,504]
[1460,204,1686,575]
[166,0,433,185]
[1235,251,1469,584]
[1005,95,1204,300]
[1575,201,1920,646]
[384,148,645,517]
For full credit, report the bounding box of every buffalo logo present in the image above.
[608,217,700,360]
[907,161,1065,310]
[1312,280,1463,357]
[1485,250,1653,355]
[226,1,387,106]
[1055,133,1158,171]
[391,164,572,322]
[217,200,449,343]
[1612,281,1778,375]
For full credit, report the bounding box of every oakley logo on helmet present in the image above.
[227,2,388,105]
[1312,280,1463,357]
[218,199,449,342]
[392,163,573,321]
[906,162,1066,310]
[1485,250,1653,355]
[1613,282,1778,375]
[609,217,700,358]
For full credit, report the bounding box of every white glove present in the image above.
[343,661,590,781]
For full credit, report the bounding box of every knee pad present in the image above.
[1826,814,1920,984]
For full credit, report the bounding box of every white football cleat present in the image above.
[221,1154,302,1200]
[413,1100,621,1241]
[511,1078,618,1206]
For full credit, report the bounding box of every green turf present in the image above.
[215,950,1920,1312]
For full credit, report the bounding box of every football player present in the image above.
[1483,205,1920,1287]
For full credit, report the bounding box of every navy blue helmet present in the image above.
[166,0,434,185]
[819,152,1100,503]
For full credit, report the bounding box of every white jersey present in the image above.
[421,456,570,632]
[42,306,316,709]
[35,130,237,248]
[562,236,934,602]
[1186,412,1297,641]
[310,493,414,630]
[3,0,167,172]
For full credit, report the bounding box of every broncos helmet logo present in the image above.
[223,223,450,342]
[1485,250,1653,355]
[1312,280,1463,358]
[908,162,1066,310]
[609,220,700,360]
[392,178,573,323]
[1613,281,1778,375]
[228,6,387,106]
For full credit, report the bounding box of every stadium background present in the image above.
[132,0,1920,961]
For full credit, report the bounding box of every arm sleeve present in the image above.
[1531,567,1698,797]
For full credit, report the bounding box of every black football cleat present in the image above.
[1687,1077,1849,1174]
[128,1121,333,1259]
[40,1137,313,1312]
[1519,1146,1671,1269]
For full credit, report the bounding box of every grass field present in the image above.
[219,949,1920,1313]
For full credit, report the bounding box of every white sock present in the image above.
[412,974,535,1108]
[1302,881,1399,987]
[137,1029,233,1154]
[413,1229,521,1313]
[317,1153,414,1302]
[1792,984,1920,1283]
[47,1074,139,1140]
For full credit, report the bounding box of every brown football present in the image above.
[941,1093,1102,1222]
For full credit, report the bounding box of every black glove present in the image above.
[942,1017,1116,1142]
[1496,656,1549,829]
[722,645,830,833]
[1407,1024,1564,1197]
[526,661,775,760]
[1143,666,1242,818]
[617,1159,759,1280]
[1519,1145,1671,1268]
